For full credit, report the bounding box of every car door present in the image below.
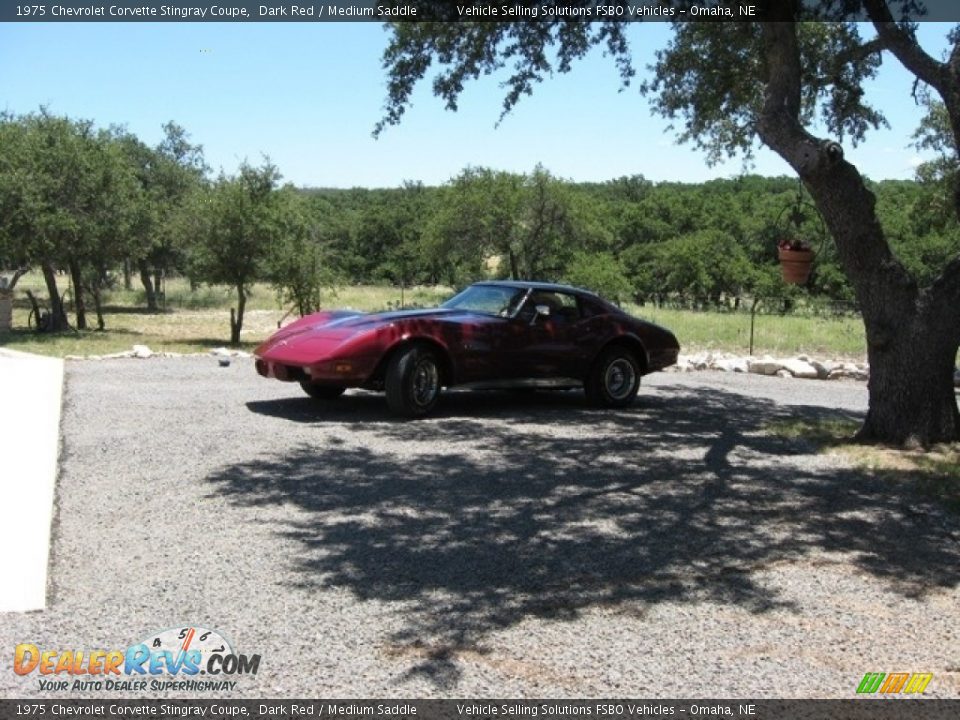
[507,291,582,379]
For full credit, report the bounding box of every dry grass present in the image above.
[767,418,960,513]
[0,276,453,357]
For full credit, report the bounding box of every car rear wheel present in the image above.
[385,344,442,417]
[585,346,641,407]
[300,382,346,400]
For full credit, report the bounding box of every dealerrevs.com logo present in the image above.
[14,626,260,692]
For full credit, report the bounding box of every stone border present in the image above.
[668,352,869,381]
[63,345,252,361]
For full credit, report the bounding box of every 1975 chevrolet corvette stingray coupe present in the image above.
[255,281,679,417]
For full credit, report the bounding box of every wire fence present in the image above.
[629,297,866,360]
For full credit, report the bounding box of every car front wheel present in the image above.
[300,382,346,400]
[585,346,641,407]
[385,344,442,417]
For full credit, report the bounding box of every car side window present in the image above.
[552,293,580,323]
[578,297,608,319]
[518,291,581,323]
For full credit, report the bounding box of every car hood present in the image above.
[255,307,461,356]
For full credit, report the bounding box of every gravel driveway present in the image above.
[1,358,957,698]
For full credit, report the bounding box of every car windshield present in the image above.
[441,285,527,316]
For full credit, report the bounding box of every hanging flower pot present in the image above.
[777,239,815,285]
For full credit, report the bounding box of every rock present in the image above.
[132,344,153,359]
[828,367,868,381]
[748,355,783,375]
[209,347,250,358]
[782,357,819,379]
[775,369,791,378]
[810,360,830,380]
[714,357,749,373]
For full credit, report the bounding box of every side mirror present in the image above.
[530,304,551,325]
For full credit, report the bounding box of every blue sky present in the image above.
[0,21,954,188]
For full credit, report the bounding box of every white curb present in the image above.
[0,350,64,612]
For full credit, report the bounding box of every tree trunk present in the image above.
[123,258,132,291]
[91,286,106,331]
[230,284,247,345]
[138,259,157,311]
[507,250,519,280]
[40,262,69,332]
[858,319,959,445]
[807,166,959,445]
[756,21,960,446]
[67,257,87,330]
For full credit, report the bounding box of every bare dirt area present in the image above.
[1,360,957,698]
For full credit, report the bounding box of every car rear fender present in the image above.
[592,336,649,375]
[372,337,455,388]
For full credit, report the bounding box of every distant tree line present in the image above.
[1,110,956,341]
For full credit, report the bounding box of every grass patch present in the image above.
[767,417,960,513]
[766,417,861,445]
[628,304,867,359]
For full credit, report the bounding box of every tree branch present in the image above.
[836,36,888,67]
[11,266,29,290]
[756,22,819,171]
[863,0,948,93]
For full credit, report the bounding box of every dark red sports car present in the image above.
[254,281,679,417]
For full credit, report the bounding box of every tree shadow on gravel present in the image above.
[211,387,960,687]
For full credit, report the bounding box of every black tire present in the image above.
[585,346,641,407]
[385,344,442,417]
[300,382,346,400]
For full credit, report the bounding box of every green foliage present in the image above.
[562,252,631,305]
[423,164,608,284]
[189,160,282,287]
[643,22,886,166]
[376,22,634,137]
[267,189,339,316]
[188,160,284,342]
[0,110,149,328]
[912,92,959,229]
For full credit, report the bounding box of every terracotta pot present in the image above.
[778,247,814,285]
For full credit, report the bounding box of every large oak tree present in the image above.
[377,1,960,445]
